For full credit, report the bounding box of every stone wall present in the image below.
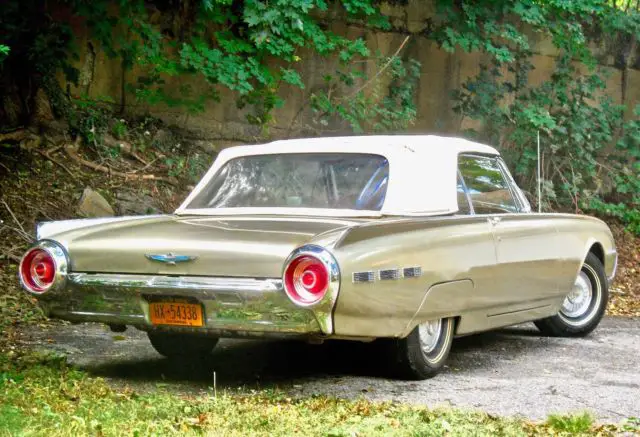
[65,0,640,147]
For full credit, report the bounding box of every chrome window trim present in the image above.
[496,157,531,213]
[456,169,475,215]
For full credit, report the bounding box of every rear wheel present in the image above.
[147,332,219,358]
[535,252,608,337]
[391,317,455,380]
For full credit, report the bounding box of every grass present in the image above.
[546,412,594,434]
[0,351,635,437]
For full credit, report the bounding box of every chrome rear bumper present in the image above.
[37,273,324,338]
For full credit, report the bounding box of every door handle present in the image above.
[488,217,502,226]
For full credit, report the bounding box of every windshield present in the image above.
[187,153,390,210]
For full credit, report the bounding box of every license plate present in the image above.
[149,302,204,327]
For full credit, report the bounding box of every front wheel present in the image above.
[391,317,455,380]
[535,252,608,337]
[147,332,219,358]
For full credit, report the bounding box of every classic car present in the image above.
[18,135,617,379]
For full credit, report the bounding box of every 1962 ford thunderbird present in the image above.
[18,135,617,379]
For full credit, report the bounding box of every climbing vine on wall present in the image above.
[0,0,419,134]
[430,0,640,233]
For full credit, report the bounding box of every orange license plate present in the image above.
[149,302,204,327]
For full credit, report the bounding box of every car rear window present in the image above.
[187,153,390,210]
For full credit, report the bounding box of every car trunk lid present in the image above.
[55,215,360,277]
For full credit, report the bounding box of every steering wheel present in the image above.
[356,165,388,210]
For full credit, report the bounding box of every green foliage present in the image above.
[111,119,128,140]
[433,0,640,66]
[69,0,402,130]
[0,1,79,119]
[622,417,640,433]
[441,0,640,233]
[311,53,420,133]
[0,44,9,63]
[164,153,209,184]
[70,95,116,145]
[0,0,414,132]
[546,412,594,434]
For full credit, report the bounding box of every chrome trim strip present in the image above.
[36,215,165,240]
[403,266,423,278]
[378,268,401,281]
[68,273,283,293]
[282,244,340,335]
[352,271,375,283]
[607,249,618,284]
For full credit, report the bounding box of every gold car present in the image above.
[18,135,617,379]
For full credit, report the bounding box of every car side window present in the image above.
[458,155,519,214]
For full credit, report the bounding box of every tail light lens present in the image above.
[284,254,330,306]
[19,242,68,294]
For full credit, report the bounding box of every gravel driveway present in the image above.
[20,317,640,422]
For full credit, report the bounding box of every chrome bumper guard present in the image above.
[38,273,324,338]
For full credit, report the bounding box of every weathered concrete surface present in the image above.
[64,0,640,143]
[20,317,640,422]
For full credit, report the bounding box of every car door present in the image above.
[458,154,561,308]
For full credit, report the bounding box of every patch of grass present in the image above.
[0,350,623,437]
[622,417,640,433]
[547,411,594,433]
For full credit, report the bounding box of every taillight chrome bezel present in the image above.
[18,240,69,295]
[282,245,340,334]
[282,244,340,335]
[283,245,339,308]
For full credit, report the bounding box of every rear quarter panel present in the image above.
[331,216,497,338]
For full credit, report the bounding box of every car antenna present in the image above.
[537,130,542,213]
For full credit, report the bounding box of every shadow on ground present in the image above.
[76,324,549,389]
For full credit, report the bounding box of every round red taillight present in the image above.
[20,248,57,293]
[284,255,330,306]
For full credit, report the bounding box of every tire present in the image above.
[147,331,219,358]
[535,252,608,337]
[390,317,455,380]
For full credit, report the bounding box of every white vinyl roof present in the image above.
[176,135,500,217]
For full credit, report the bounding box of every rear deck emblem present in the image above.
[145,253,198,265]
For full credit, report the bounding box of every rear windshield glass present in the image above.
[187,153,389,210]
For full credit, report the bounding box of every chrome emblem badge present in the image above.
[145,253,198,266]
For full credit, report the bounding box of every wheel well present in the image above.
[452,315,462,336]
[588,242,605,267]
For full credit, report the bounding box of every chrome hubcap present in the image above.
[418,319,442,354]
[561,271,593,318]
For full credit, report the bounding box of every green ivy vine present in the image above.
[432,0,640,233]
